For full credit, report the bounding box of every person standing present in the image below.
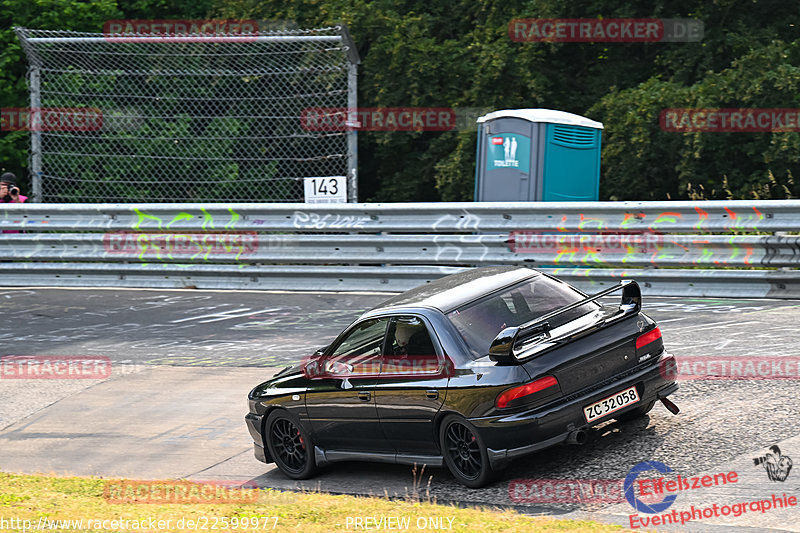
[0,172,27,203]
[1,172,27,234]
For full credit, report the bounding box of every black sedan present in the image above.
[245,266,679,487]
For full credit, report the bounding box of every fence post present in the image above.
[29,66,42,203]
[347,62,358,203]
[340,25,360,203]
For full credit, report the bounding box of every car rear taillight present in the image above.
[636,327,662,350]
[496,376,559,409]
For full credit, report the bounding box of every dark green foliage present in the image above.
[212,0,800,201]
[3,0,800,201]
[594,41,800,200]
[1,0,121,191]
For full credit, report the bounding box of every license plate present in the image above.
[583,386,639,423]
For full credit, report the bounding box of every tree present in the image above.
[5,0,800,201]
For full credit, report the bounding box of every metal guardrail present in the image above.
[1,200,796,231]
[2,200,799,298]
[2,232,800,267]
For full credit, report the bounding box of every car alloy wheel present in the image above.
[265,410,318,479]
[440,416,496,488]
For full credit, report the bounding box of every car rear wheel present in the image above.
[440,416,496,488]
[265,410,318,479]
[616,400,656,422]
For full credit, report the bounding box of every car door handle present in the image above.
[426,389,439,400]
[358,391,371,401]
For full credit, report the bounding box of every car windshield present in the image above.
[446,275,600,359]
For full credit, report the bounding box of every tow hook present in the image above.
[660,397,680,415]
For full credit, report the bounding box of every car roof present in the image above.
[371,266,541,314]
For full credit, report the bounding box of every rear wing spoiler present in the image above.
[488,280,642,364]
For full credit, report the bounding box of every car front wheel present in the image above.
[264,410,318,479]
[440,416,496,488]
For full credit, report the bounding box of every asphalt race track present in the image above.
[1,287,799,532]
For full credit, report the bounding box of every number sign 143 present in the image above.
[304,177,347,203]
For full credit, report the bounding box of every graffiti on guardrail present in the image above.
[510,230,656,253]
[506,230,772,267]
[1,202,797,296]
[432,211,489,267]
[549,206,766,233]
[420,205,771,271]
[103,231,261,261]
[0,202,781,233]
[122,203,765,233]
[290,211,369,230]
[132,207,242,230]
[503,204,772,268]
[121,208,266,264]
[115,205,794,269]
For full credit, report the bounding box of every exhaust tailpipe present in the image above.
[566,429,587,445]
[660,397,680,415]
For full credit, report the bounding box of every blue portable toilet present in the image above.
[474,109,603,202]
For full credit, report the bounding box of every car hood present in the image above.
[249,365,307,398]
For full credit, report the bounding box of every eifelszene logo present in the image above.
[625,460,739,513]
[625,461,678,513]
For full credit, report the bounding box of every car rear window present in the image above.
[446,275,599,358]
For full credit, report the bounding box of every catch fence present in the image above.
[14,26,358,203]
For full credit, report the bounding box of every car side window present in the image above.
[381,316,442,378]
[386,316,437,359]
[326,318,389,376]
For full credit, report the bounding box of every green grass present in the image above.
[0,472,628,532]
